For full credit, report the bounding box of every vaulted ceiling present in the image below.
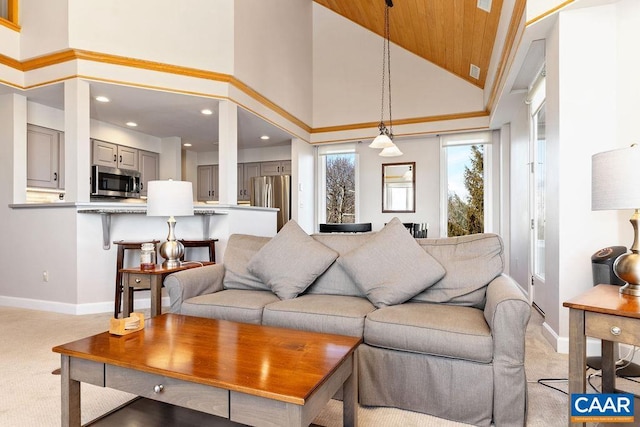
[313,0,503,89]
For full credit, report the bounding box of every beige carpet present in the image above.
[0,305,579,426]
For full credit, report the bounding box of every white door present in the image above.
[531,102,549,314]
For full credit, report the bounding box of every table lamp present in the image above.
[146,180,194,268]
[592,144,640,296]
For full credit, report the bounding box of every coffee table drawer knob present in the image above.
[611,326,622,336]
[154,384,164,394]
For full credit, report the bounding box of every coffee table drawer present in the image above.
[105,365,229,417]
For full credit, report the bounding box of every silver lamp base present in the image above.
[614,211,640,297]
[159,240,184,269]
[159,216,184,269]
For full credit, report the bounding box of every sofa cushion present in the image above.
[181,290,280,324]
[364,302,493,363]
[248,220,339,299]
[262,294,376,337]
[413,233,504,307]
[337,218,446,308]
[307,232,375,297]
[223,234,271,291]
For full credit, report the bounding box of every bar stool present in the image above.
[113,240,159,318]
[179,239,218,262]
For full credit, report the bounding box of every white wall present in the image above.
[312,3,484,129]
[20,0,68,60]
[291,138,315,233]
[67,0,234,74]
[357,137,441,235]
[234,0,313,125]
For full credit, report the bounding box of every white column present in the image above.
[160,137,182,180]
[64,79,91,203]
[218,101,238,205]
[0,94,27,204]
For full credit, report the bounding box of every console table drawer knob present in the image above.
[154,384,164,394]
[611,326,621,336]
[135,278,141,284]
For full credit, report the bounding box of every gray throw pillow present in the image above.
[247,220,339,299]
[337,217,446,308]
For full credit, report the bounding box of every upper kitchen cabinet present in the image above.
[92,139,139,171]
[260,160,291,176]
[138,150,159,197]
[27,124,64,190]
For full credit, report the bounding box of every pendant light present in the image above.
[369,0,402,157]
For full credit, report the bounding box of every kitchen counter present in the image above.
[9,202,277,249]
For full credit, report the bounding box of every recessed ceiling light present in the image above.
[126,122,138,127]
[183,143,192,147]
[95,96,110,103]
[260,135,270,140]
[201,109,213,115]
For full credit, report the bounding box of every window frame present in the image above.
[0,0,19,30]
[315,143,359,230]
[439,131,494,237]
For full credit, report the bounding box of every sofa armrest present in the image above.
[484,273,531,426]
[164,264,225,313]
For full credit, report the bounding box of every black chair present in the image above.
[319,223,372,233]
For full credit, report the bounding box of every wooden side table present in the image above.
[120,262,214,318]
[563,284,640,425]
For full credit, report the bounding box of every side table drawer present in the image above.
[105,365,229,417]
[126,273,151,289]
[585,312,640,346]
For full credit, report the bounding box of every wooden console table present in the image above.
[563,284,640,425]
[120,262,213,317]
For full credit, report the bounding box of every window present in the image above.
[441,131,492,237]
[317,143,358,225]
[0,0,18,26]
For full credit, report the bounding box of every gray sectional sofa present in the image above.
[164,218,531,426]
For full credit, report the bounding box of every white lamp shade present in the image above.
[147,180,194,217]
[379,143,403,157]
[369,133,395,149]
[592,145,640,210]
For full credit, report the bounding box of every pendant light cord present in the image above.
[386,3,392,139]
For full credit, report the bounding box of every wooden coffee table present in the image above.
[53,314,361,426]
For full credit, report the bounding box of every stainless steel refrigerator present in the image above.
[250,175,291,231]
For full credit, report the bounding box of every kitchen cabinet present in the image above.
[92,139,139,171]
[260,160,291,176]
[238,162,261,201]
[138,150,159,196]
[27,124,64,189]
[197,164,218,201]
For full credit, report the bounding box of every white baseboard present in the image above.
[543,321,601,356]
[0,295,171,315]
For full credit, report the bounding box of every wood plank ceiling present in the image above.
[313,0,503,89]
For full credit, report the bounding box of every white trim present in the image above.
[0,295,170,315]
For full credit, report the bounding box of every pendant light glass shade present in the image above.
[369,131,394,149]
[379,143,403,157]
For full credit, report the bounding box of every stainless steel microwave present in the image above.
[91,165,141,198]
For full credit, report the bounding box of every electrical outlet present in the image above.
[43,271,49,282]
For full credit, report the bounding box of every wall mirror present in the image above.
[382,162,416,213]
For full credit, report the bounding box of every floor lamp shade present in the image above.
[592,145,640,295]
[146,180,194,268]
